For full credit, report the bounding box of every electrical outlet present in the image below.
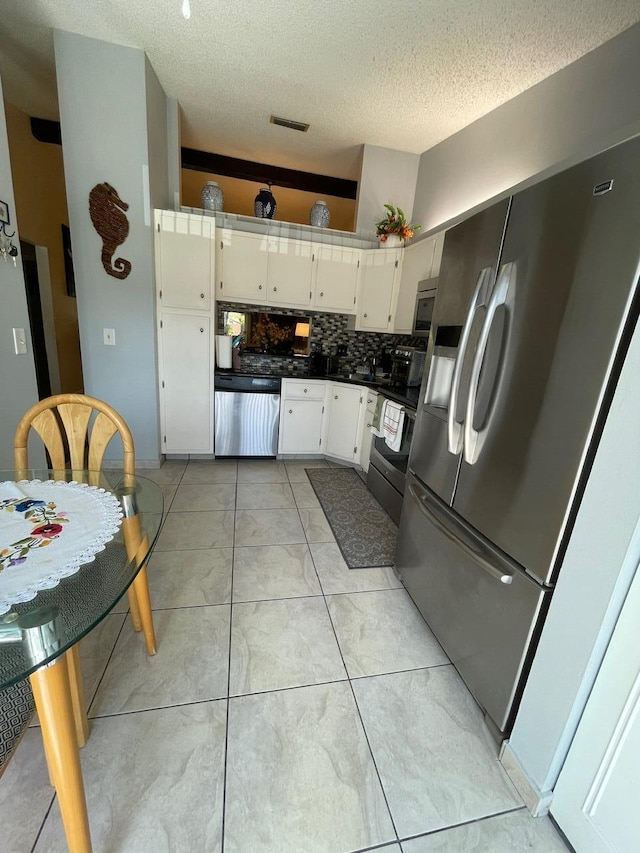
[103,328,116,346]
[336,344,348,356]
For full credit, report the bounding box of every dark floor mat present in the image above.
[306,468,397,569]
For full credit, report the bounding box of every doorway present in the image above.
[20,239,57,399]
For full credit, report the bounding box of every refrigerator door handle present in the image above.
[408,482,514,584]
[447,267,493,455]
[464,262,516,465]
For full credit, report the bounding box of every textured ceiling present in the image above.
[0,1,639,179]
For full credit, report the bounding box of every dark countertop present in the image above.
[325,374,420,409]
[217,368,420,409]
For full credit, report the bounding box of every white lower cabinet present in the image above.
[280,399,325,454]
[325,384,365,462]
[279,379,327,455]
[158,311,213,453]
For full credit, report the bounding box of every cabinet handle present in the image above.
[259,285,263,290]
[334,395,339,400]
[304,388,308,393]
[363,313,368,318]
[320,291,324,297]
[289,409,293,414]
[273,286,278,292]
[367,423,371,428]
[200,292,205,299]
[200,328,204,333]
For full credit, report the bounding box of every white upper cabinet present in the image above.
[267,237,313,307]
[393,231,445,333]
[218,230,269,302]
[354,248,402,332]
[313,245,361,313]
[218,231,313,307]
[156,211,214,311]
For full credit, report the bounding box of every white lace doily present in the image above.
[0,480,123,615]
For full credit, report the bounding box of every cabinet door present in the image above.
[159,312,213,453]
[359,391,378,472]
[156,212,213,311]
[325,385,363,461]
[267,238,313,307]
[279,399,325,454]
[313,245,361,313]
[219,231,269,302]
[393,236,438,333]
[357,249,401,331]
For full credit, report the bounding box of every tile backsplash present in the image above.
[217,302,425,376]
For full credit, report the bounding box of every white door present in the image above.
[219,230,269,302]
[357,249,400,332]
[325,385,363,461]
[313,245,361,313]
[267,238,313,307]
[156,212,213,311]
[551,563,640,852]
[279,399,324,454]
[159,312,213,453]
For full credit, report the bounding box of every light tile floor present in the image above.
[0,458,570,852]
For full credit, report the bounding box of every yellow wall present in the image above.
[181,169,357,232]
[5,102,83,393]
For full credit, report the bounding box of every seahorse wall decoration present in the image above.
[88,182,132,280]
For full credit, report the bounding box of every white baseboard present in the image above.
[500,741,554,816]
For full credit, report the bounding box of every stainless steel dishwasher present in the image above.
[214,374,281,456]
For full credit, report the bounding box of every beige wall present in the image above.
[5,102,83,392]
[182,169,356,232]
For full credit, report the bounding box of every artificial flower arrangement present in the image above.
[375,204,421,243]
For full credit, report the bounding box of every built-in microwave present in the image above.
[412,277,438,337]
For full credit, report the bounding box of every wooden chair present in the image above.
[13,393,156,657]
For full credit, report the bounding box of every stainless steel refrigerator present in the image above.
[396,135,640,738]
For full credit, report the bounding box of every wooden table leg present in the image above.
[127,587,142,633]
[122,513,157,656]
[30,656,92,853]
[66,644,90,748]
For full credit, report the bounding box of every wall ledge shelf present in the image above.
[179,206,378,249]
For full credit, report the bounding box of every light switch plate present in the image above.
[103,328,116,346]
[12,328,27,355]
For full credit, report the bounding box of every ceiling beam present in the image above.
[181,147,358,200]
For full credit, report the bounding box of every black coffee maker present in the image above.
[309,351,337,376]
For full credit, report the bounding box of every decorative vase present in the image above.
[309,200,330,228]
[378,233,403,249]
[254,187,277,219]
[201,181,224,212]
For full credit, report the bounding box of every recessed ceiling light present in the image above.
[182,0,191,19]
[270,115,310,133]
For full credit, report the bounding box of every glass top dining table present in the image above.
[0,469,164,691]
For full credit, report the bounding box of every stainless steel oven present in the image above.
[367,403,416,524]
[413,277,438,337]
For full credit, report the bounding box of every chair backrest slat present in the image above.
[57,403,92,473]
[88,413,119,473]
[30,410,66,471]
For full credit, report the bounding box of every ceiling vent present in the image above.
[270,115,310,133]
